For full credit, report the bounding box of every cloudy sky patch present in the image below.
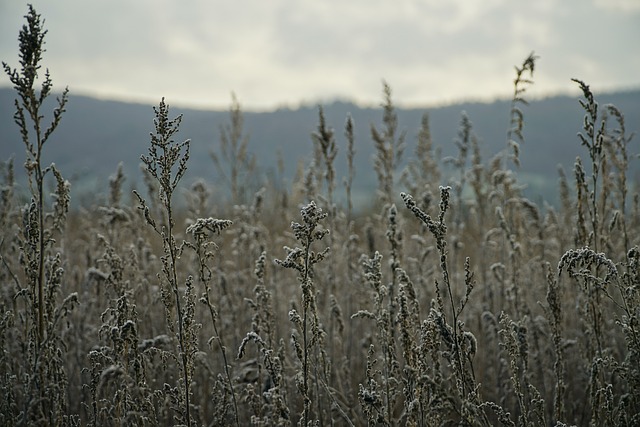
[1,0,638,110]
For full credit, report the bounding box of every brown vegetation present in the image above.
[1,6,639,426]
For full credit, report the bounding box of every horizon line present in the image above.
[1,83,639,114]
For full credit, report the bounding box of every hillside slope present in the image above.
[1,88,639,205]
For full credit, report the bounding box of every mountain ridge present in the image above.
[2,87,639,206]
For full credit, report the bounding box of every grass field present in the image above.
[1,6,639,426]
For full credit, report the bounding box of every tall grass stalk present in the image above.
[275,201,330,425]
[2,5,78,425]
[186,217,237,425]
[571,78,607,252]
[134,98,195,425]
[372,81,406,208]
[2,3,69,347]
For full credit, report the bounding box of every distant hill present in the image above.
[1,87,639,207]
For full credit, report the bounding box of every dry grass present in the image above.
[1,6,639,427]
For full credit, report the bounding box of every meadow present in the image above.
[1,6,639,426]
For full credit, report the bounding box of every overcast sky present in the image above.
[1,0,639,111]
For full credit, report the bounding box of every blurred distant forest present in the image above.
[2,87,639,207]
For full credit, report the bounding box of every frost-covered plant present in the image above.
[2,5,78,425]
[2,3,70,347]
[185,216,238,426]
[134,98,197,426]
[571,78,607,251]
[275,201,330,425]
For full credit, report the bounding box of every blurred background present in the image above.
[1,0,639,208]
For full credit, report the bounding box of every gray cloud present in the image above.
[1,0,638,110]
